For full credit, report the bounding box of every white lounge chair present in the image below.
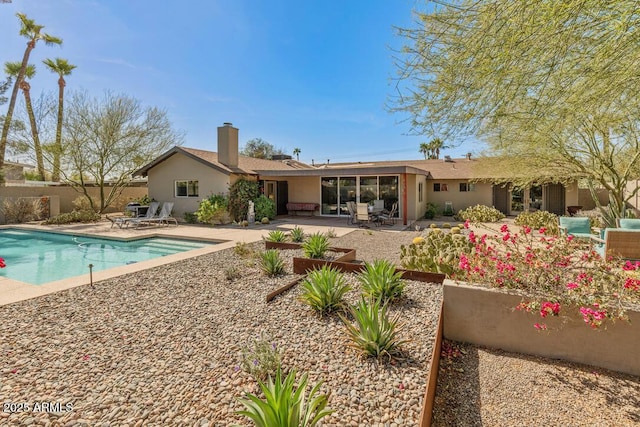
[109,201,159,229]
[139,202,178,227]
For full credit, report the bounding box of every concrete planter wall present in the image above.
[443,280,640,377]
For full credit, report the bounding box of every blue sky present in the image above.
[1,0,477,163]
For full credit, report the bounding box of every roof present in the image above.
[133,146,311,177]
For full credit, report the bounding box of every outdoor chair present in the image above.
[591,229,640,260]
[346,201,356,225]
[136,202,178,227]
[558,216,593,240]
[377,202,398,226]
[108,201,159,229]
[617,218,640,230]
[355,202,375,228]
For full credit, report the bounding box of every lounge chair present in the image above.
[591,229,640,260]
[345,201,356,225]
[138,202,178,227]
[558,216,593,240]
[108,201,159,229]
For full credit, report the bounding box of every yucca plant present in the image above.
[235,368,334,427]
[261,249,285,276]
[290,226,305,243]
[302,232,330,259]
[358,259,405,303]
[266,230,288,243]
[340,297,407,360]
[299,266,351,315]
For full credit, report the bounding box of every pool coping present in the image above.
[0,225,237,306]
[0,220,355,307]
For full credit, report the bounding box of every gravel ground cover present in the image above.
[432,340,640,426]
[0,230,439,426]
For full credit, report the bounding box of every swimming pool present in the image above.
[0,228,214,285]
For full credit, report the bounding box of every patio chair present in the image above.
[108,201,159,229]
[346,201,356,225]
[558,216,593,240]
[617,218,640,230]
[355,202,374,228]
[591,229,640,260]
[137,202,178,227]
[377,202,398,226]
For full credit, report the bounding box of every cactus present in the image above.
[400,232,473,275]
[442,222,451,229]
[430,223,438,229]
[450,226,461,234]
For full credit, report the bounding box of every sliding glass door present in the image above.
[321,175,399,218]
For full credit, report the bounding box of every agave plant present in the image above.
[340,297,407,360]
[299,265,351,315]
[266,230,288,243]
[302,232,330,259]
[235,368,334,427]
[261,249,285,276]
[358,259,405,303]
[290,226,305,243]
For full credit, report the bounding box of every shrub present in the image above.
[358,259,405,303]
[236,368,333,427]
[290,226,305,242]
[260,249,285,276]
[400,231,474,275]
[234,242,254,257]
[183,212,199,224]
[265,230,288,243]
[239,334,282,381]
[261,217,270,224]
[424,202,438,219]
[514,211,559,235]
[224,266,241,281]
[340,297,407,360]
[443,203,454,216]
[229,178,259,221]
[454,204,505,223]
[1,198,44,223]
[196,195,231,225]
[302,232,330,259]
[455,224,640,329]
[254,194,276,220]
[132,195,154,206]
[299,266,351,315]
[44,210,101,225]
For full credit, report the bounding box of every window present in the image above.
[418,182,424,202]
[459,182,475,192]
[175,180,199,197]
[433,183,448,192]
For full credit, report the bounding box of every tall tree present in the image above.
[419,142,429,159]
[293,147,301,161]
[4,61,46,180]
[43,57,76,182]
[0,13,61,183]
[394,1,640,223]
[240,137,283,159]
[61,90,183,212]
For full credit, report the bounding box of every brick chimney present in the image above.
[217,122,239,168]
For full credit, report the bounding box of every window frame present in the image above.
[175,180,199,198]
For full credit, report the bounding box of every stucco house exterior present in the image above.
[134,123,579,224]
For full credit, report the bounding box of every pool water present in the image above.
[0,229,213,285]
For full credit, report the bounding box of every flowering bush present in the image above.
[454,204,505,223]
[451,223,640,329]
[0,257,5,268]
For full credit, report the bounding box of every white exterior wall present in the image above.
[147,153,231,218]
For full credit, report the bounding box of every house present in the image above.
[135,123,579,223]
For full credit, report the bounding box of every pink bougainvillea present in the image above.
[0,257,5,268]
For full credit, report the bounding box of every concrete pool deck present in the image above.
[0,215,405,306]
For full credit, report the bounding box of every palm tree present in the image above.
[419,142,430,160]
[430,137,445,159]
[0,13,61,183]
[293,147,301,161]
[5,61,45,180]
[43,58,76,182]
